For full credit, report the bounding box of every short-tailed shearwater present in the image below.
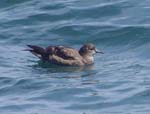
[26,43,103,66]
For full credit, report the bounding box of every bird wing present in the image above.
[58,47,82,60]
[45,46,84,66]
[49,55,84,66]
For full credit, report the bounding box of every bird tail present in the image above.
[25,45,46,59]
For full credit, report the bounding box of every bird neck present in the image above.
[81,54,94,65]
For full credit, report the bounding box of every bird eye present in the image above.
[90,48,94,50]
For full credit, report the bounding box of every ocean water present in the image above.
[0,0,150,114]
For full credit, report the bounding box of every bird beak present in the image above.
[95,49,104,54]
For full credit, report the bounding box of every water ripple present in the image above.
[0,0,150,114]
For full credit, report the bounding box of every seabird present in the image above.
[26,43,103,66]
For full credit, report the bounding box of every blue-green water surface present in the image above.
[0,0,150,114]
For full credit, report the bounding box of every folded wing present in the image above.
[46,46,84,66]
[46,46,82,60]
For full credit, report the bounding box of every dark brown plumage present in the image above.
[26,43,103,66]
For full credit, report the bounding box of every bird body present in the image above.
[26,44,103,66]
